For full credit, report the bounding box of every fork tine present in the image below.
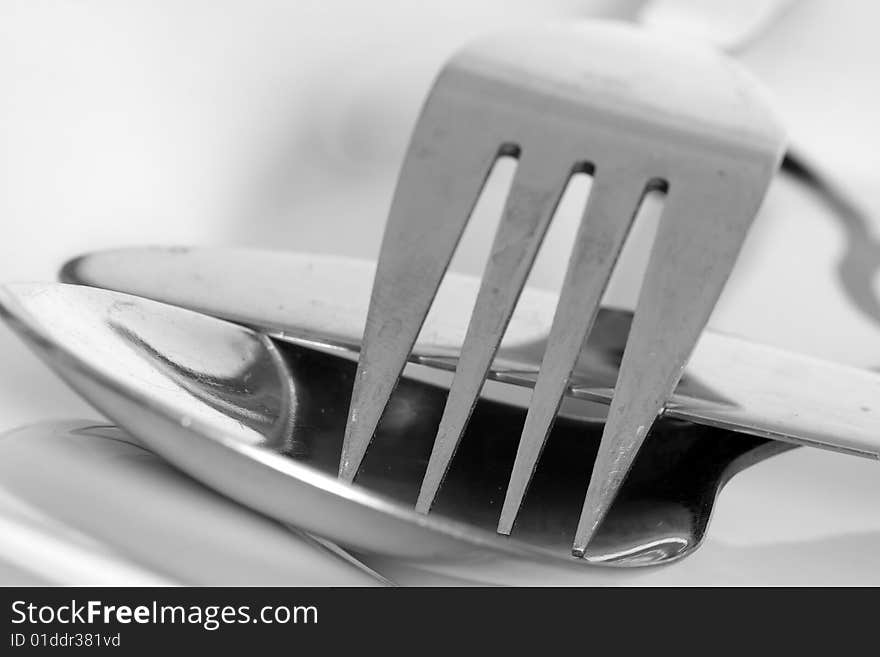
[496,171,648,535]
[338,107,501,481]
[571,174,771,556]
[414,147,573,513]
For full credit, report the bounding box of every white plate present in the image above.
[0,420,387,586]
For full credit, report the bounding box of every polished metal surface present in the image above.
[0,283,389,584]
[62,247,880,462]
[0,283,796,567]
[339,21,786,554]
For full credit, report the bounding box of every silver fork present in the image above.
[340,21,785,556]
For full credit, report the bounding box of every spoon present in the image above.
[0,282,795,567]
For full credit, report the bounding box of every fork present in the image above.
[340,21,785,556]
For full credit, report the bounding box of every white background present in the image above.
[2,0,880,584]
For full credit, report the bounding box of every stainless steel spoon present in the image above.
[0,282,795,567]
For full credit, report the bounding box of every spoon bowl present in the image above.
[0,282,794,567]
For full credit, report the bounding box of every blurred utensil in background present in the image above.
[640,0,880,333]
